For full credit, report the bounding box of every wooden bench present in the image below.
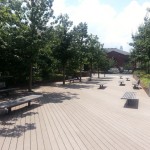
[120,76,123,79]
[68,76,80,83]
[121,92,137,105]
[118,80,124,86]
[98,82,106,89]
[132,79,140,89]
[0,82,18,96]
[0,94,43,113]
[121,92,136,99]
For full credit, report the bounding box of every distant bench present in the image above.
[120,76,123,79]
[0,82,18,96]
[98,82,106,89]
[118,80,124,86]
[132,79,140,89]
[68,76,80,83]
[0,94,43,113]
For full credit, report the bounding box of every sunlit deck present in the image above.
[0,74,150,150]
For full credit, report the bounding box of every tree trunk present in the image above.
[29,63,33,92]
[148,60,150,74]
[62,66,65,85]
[98,67,100,78]
[90,61,93,80]
[104,71,106,77]
[79,64,82,82]
[147,61,149,73]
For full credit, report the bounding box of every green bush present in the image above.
[49,74,63,82]
[134,70,150,88]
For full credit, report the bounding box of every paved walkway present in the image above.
[0,74,150,150]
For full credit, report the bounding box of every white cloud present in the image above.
[52,0,150,52]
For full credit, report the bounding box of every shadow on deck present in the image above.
[124,99,139,109]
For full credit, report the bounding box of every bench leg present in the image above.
[99,85,103,89]
[8,107,11,113]
[133,85,137,89]
[28,101,31,106]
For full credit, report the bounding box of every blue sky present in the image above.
[53,0,150,52]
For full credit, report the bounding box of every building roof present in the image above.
[104,48,130,55]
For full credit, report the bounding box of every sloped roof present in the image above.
[105,48,130,55]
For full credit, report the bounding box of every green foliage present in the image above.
[133,70,150,88]
[0,0,108,87]
[130,9,150,73]
[51,14,73,84]
[71,22,88,68]
[0,0,54,88]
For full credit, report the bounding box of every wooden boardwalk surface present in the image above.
[0,74,150,150]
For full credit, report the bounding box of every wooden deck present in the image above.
[1,74,150,150]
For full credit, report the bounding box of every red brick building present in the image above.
[105,48,130,68]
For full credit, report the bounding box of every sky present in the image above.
[52,0,150,52]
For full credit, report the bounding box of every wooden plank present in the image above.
[39,102,53,150]
[59,101,119,150]
[77,93,148,149]
[8,108,23,150]
[15,106,26,150]
[57,103,105,150]
[51,104,82,150]
[52,101,87,150]
[53,103,92,150]
[48,104,74,150]
[39,97,60,150]
[2,75,150,150]
[40,98,66,150]
[23,107,31,150]
[30,106,38,150]
[75,94,145,150]
[1,105,22,150]
[34,106,45,150]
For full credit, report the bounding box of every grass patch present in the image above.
[133,70,150,88]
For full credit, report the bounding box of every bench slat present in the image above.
[0,88,18,93]
[98,82,106,85]
[69,78,80,83]
[121,92,136,99]
[0,95,43,109]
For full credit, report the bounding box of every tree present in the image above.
[94,43,105,78]
[0,0,54,89]
[52,14,73,85]
[71,22,88,81]
[86,34,100,79]
[0,0,28,83]
[20,0,54,91]
[130,9,150,73]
